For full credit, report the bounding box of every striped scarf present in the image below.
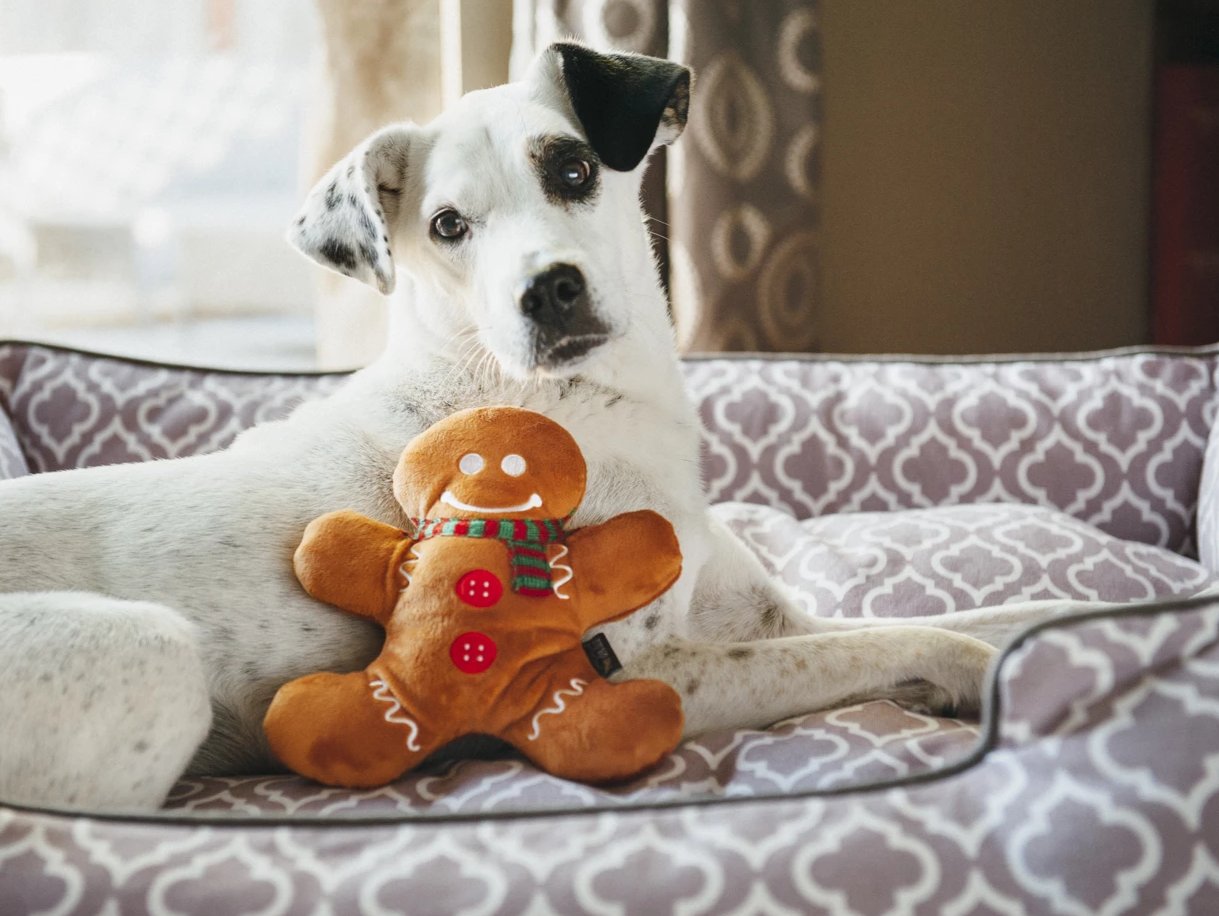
[409,517,567,596]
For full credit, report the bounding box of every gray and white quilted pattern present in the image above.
[3,596,1217,915]
[4,345,1218,558]
[0,343,341,472]
[163,702,983,815]
[1199,371,1219,573]
[0,410,27,481]
[717,502,1212,617]
[685,353,1219,554]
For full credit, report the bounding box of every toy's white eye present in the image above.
[458,453,484,475]
[501,454,527,477]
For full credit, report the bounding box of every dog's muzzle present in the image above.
[518,263,611,369]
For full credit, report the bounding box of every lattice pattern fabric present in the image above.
[685,352,1219,555]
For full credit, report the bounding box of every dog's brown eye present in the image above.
[559,158,591,188]
[431,209,468,240]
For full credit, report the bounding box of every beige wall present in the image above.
[819,1,1154,354]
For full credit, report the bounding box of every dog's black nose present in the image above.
[519,264,586,321]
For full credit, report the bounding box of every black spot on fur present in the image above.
[727,647,754,661]
[528,135,601,207]
[358,242,379,269]
[296,215,305,226]
[346,164,355,178]
[324,180,341,210]
[356,208,379,244]
[346,193,361,210]
[644,613,660,631]
[553,42,691,172]
[605,393,623,407]
[318,239,357,272]
[663,646,680,660]
[684,678,700,696]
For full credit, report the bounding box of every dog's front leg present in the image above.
[0,592,212,811]
[619,628,996,737]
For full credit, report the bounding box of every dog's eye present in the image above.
[431,209,468,241]
[559,158,591,189]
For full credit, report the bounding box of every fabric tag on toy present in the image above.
[583,633,622,678]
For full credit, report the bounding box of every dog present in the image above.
[0,43,1053,812]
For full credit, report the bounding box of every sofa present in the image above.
[1,340,1217,914]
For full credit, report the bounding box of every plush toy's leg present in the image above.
[503,675,684,784]
[264,671,438,788]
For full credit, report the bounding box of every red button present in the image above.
[450,631,497,674]
[456,569,503,608]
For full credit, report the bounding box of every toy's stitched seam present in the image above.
[526,678,587,741]
[549,544,573,599]
[368,678,422,751]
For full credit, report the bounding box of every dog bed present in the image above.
[2,341,1217,913]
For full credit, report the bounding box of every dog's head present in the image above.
[289,43,690,378]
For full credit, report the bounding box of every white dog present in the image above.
[0,44,1042,812]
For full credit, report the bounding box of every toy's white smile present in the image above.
[440,491,543,514]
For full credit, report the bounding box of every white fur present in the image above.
[0,45,1078,812]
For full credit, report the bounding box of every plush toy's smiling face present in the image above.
[393,407,587,521]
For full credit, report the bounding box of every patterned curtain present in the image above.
[514,0,821,353]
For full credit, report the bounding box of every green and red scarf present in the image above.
[409,516,567,596]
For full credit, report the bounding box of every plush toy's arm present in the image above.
[293,509,416,625]
[563,510,682,632]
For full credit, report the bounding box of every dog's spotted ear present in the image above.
[546,42,690,173]
[287,124,415,295]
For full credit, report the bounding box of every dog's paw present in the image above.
[887,679,979,719]
[891,633,996,719]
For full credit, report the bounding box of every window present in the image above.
[0,0,318,367]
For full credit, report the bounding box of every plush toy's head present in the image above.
[392,407,587,521]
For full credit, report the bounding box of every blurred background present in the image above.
[0,0,1215,370]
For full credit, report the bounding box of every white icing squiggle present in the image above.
[548,543,573,600]
[527,678,588,741]
[398,543,422,591]
[368,678,422,751]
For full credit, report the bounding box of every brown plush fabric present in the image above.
[265,407,684,787]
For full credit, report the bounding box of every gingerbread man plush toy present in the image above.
[264,407,684,787]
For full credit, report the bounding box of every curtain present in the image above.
[515,0,822,353]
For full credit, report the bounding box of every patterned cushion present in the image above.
[3,343,1218,559]
[1200,419,1219,573]
[684,352,1219,555]
[0,343,341,472]
[0,409,27,480]
[716,501,1215,618]
[42,595,1219,916]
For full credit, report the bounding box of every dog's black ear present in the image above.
[550,42,690,172]
[287,124,414,295]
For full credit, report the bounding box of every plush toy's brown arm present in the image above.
[293,509,416,626]
[563,510,682,632]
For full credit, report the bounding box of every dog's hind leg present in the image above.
[620,627,996,738]
[694,511,1108,649]
[0,592,212,811]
